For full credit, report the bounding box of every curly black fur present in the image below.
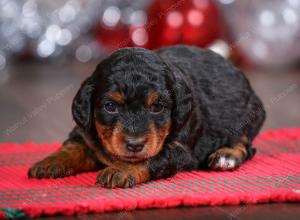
[71,45,265,180]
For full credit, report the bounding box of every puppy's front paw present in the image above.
[208,148,243,171]
[96,167,136,188]
[28,156,74,179]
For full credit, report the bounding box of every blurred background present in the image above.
[0,0,300,143]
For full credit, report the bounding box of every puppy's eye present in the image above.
[149,103,164,114]
[104,101,118,113]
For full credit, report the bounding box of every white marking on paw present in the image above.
[218,156,226,167]
[226,158,236,169]
[213,156,237,170]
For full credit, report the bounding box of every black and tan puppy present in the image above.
[28,45,265,188]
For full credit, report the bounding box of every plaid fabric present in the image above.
[0,129,300,218]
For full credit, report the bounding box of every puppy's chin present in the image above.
[109,150,155,163]
[109,154,145,163]
[119,155,146,163]
[112,151,148,162]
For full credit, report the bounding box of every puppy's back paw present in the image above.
[208,137,249,171]
[208,151,241,170]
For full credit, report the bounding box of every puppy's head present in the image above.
[72,48,173,162]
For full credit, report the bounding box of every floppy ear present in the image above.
[72,75,96,132]
[166,71,198,143]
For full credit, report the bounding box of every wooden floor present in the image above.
[0,61,299,219]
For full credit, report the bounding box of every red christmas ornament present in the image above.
[95,0,223,51]
[146,0,223,49]
[95,23,150,51]
[95,23,131,51]
[94,6,150,51]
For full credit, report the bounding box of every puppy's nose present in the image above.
[125,139,145,152]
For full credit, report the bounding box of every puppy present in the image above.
[28,45,265,188]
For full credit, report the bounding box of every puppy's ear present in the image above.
[167,72,197,142]
[72,75,96,132]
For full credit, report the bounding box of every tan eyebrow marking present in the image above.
[110,91,126,104]
[146,91,159,106]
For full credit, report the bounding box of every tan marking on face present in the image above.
[95,116,171,162]
[95,121,125,163]
[146,91,159,107]
[110,91,126,104]
[144,121,171,158]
